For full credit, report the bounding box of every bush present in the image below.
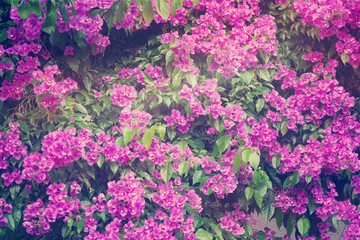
[0,0,360,239]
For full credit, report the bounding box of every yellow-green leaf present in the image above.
[123,127,136,145]
[160,160,173,184]
[142,0,154,23]
[257,68,271,81]
[155,0,170,21]
[297,218,310,237]
[142,130,152,150]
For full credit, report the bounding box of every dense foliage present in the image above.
[0,0,360,239]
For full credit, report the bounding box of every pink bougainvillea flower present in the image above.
[102,74,112,82]
[110,84,137,107]
[94,91,102,98]
[63,46,74,56]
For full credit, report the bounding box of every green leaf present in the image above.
[341,52,350,65]
[67,56,81,73]
[84,164,95,180]
[256,98,265,113]
[29,0,42,17]
[178,161,189,176]
[216,134,231,154]
[244,221,253,236]
[235,71,254,84]
[172,68,183,89]
[42,2,58,34]
[216,87,226,92]
[291,172,300,186]
[286,214,295,236]
[232,153,241,173]
[142,0,155,23]
[193,216,208,228]
[123,127,136,145]
[243,148,260,170]
[10,185,20,200]
[281,123,288,136]
[110,162,119,175]
[175,141,188,151]
[77,218,86,234]
[157,125,166,139]
[177,231,184,240]
[262,201,275,222]
[297,218,310,237]
[242,148,251,163]
[67,218,74,229]
[142,130,152,150]
[257,69,271,81]
[195,229,213,240]
[62,224,71,238]
[13,209,21,229]
[187,139,205,150]
[160,160,173,184]
[307,197,316,215]
[17,3,32,19]
[171,0,183,15]
[97,212,106,222]
[115,137,124,147]
[7,214,15,231]
[155,0,171,21]
[8,0,19,9]
[252,171,261,185]
[245,187,254,200]
[259,50,270,64]
[254,191,263,208]
[104,3,119,29]
[74,103,88,114]
[283,176,291,189]
[257,232,266,240]
[164,97,172,107]
[256,175,267,193]
[59,2,70,25]
[305,175,312,184]
[275,208,283,229]
[208,223,224,240]
[0,31,8,43]
[272,154,280,169]
[166,50,174,65]
[186,73,197,88]
[104,1,128,30]
[192,0,199,6]
[249,151,260,170]
[193,170,205,184]
[18,121,29,134]
[92,103,102,116]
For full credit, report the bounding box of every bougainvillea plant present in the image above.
[0,0,360,239]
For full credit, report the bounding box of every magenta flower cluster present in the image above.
[292,0,360,68]
[110,84,137,108]
[23,182,82,235]
[273,187,308,214]
[0,198,12,227]
[118,107,152,130]
[311,182,360,239]
[83,172,145,239]
[200,150,239,199]
[124,179,201,240]
[168,0,277,78]
[0,123,27,170]
[106,172,145,220]
[220,203,256,236]
[1,0,360,239]
[33,65,78,112]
